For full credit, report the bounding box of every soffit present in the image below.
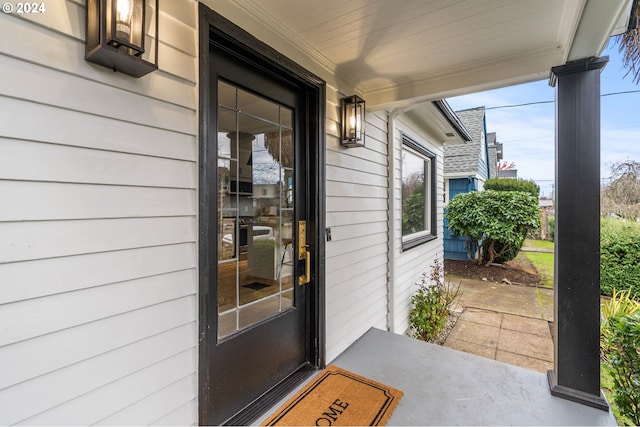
[209,0,634,108]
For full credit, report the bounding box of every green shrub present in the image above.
[605,313,640,425]
[601,217,640,298]
[548,216,555,241]
[482,238,522,263]
[485,177,540,198]
[601,361,634,426]
[445,190,540,265]
[410,260,460,342]
[601,289,640,356]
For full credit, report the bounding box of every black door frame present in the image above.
[198,4,326,425]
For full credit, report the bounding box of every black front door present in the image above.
[199,16,324,425]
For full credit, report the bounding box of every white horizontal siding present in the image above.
[0,11,195,110]
[0,97,196,161]
[0,55,194,134]
[391,114,445,334]
[0,139,196,188]
[0,217,196,264]
[0,270,196,346]
[0,326,196,425]
[94,373,197,426]
[0,297,196,389]
[0,244,196,304]
[0,182,196,221]
[19,351,197,426]
[150,399,198,426]
[0,1,198,425]
[325,84,390,361]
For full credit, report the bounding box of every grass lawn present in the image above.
[524,251,554,288]
[523,239,554,250]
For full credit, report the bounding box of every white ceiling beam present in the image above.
[364,46,565,110]
[567,0,635,61]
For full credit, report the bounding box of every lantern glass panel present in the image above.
[107,0,145,54]
[340,96,365,147]
[354,101,364,142]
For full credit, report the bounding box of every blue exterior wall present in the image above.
[444,177,478,260]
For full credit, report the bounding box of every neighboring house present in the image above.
[444,107,490,197]
[498,169,519,178]
[0,1,636,425]
[487,132,502,179]
[443,107,494,260]
[539,198,556,240]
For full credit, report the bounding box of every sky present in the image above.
[446,38,640,198]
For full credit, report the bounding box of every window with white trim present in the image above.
[401,134,437,250]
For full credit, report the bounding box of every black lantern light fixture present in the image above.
[85,0,158,78]
[340,95,366,148]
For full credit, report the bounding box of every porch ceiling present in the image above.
[223,0,634,108]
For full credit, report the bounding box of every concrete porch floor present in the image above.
[257,328,617,426]
[256,277,618,425]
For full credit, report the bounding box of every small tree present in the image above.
[446,190,540,265]
[601,160,640,220]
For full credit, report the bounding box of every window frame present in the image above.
[401,133,437,251]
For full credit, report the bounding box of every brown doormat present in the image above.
[262,365,403,426]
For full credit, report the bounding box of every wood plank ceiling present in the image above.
[229,0,633,107]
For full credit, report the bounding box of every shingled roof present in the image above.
[444,107,487,177]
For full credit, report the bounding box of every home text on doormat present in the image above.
[262,365,403,426]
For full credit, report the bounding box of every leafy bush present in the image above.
[484,177,540,198]
[601,361,633,426]
[604,313,640,425]
[482,238,522,263]
[445,190,540,265]
[548,216,555,241]
[601,217,640,298]
[410,260,460,342]
[601,288,640,356]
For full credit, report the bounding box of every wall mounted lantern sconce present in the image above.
[85,0,158,78]
[340,95,366,147]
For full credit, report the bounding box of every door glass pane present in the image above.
[218,108,235,158]
[238,88,279,124]
[280,208,294,292]
[218,159,236,212]
[239,295,281,329]
[217,80,296,340]
[282,289,293,310]
[281,106,293,129]
[218,310,236,340]
[219,81,236,108]
[218,261,237,314]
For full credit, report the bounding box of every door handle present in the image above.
[297,220,311,285]
[299,246,311,286]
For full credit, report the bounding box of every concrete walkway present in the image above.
[520,246,554,253]
[444,276,554,374]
